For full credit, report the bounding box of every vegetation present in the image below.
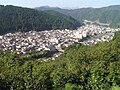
[36,5,120,28]
[0,5,80,35]
[0,31,120,90]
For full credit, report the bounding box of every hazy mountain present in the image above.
[35,6,61,10]
[36,5,120,28]
[0,5,81,35]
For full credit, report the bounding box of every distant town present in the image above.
[0,21,120,58]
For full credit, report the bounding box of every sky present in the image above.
[0,0,120,8]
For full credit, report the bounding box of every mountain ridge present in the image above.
[0,5,81,35]
[36,5,120,28]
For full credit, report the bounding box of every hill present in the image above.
[36,5,120,28]
[0,5,80,34]
[0,31,120,89]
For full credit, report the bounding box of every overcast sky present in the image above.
[0,0,120,8]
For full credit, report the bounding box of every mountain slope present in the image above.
[36,5,120,28]
[0,31,120,89]
[0,5,81,35]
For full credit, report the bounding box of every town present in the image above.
[0,23,120,57]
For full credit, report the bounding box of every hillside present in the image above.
[0,31,120,89]
[0,5,80,35]
[0,5,120,90]
[36,5,120,28]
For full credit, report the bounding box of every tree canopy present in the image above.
[0,5,81,35]
[36,5,120,28]
[0,31,120,90]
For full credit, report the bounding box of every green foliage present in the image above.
[0,32,120,89]
[36,5,120,28]
[0,5,80,35]
[111,85,120,90]
[64,83,82,90]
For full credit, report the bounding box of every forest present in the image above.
[0,31,120,90]
[36,5,120,28]
[0,5,80,35]
[0,4,120,90]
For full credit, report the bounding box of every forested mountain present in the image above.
[0,5,80,35]
[36,5,120,28]
[0,5,120,90]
